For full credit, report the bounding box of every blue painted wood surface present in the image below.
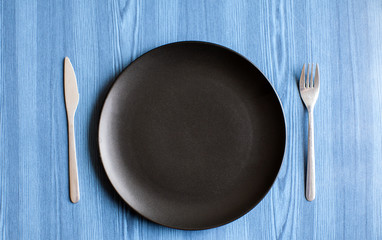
[1,0,382,239]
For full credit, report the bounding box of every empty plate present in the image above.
[98,41,286,229]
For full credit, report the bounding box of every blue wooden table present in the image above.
[1,0,382,239]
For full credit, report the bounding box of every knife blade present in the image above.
[64,57,80,203]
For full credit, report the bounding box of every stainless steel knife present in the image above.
[64,57,80,203]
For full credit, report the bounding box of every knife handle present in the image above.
[68,116,80,203]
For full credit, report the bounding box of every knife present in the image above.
[64,57,80,203]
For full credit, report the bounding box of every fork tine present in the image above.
[306,64,310,87]
[314,64,320,88]
[310,64,314,87]
[299,64,305,90]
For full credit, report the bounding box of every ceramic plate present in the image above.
[98,41,286,229]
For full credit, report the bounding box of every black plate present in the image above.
[98,41,286,230]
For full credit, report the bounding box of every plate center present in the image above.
[121,76,254,199]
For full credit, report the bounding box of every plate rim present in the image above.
[98,41,287,230]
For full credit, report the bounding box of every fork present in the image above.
[299,63,320,201]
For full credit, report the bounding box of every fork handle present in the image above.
[306,110,315,201]
[68,116,80,203]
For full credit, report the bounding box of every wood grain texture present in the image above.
[1,0,382,239]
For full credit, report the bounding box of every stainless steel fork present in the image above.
[299,64,320,201]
